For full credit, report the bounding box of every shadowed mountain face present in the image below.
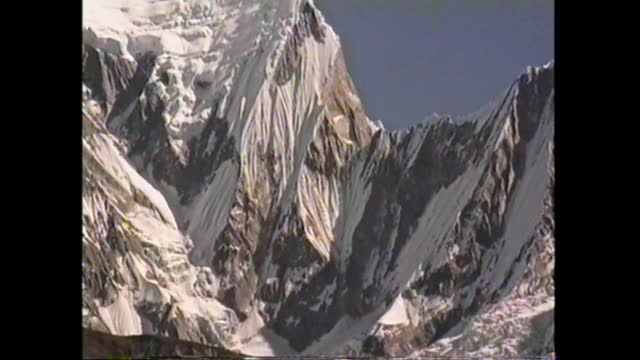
[83,329,243,359]
[82,0,554,358]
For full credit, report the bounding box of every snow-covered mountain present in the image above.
[82,0,554,357]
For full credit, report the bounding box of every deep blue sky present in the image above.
[315,0,554,130]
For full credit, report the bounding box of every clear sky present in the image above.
[314,0,554,130]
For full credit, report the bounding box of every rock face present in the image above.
[82,0,554,357]
[83,328,243,359]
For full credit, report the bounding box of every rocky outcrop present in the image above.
[83,328,243,359]
[82,0,554,357]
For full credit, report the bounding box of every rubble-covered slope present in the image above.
[83,328,243,359]
[82,0,554,357]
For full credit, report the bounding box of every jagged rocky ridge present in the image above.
[82,0,554,357]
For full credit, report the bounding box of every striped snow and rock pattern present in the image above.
[82,0,554,357]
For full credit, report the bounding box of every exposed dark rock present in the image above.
[83,328,243,359]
